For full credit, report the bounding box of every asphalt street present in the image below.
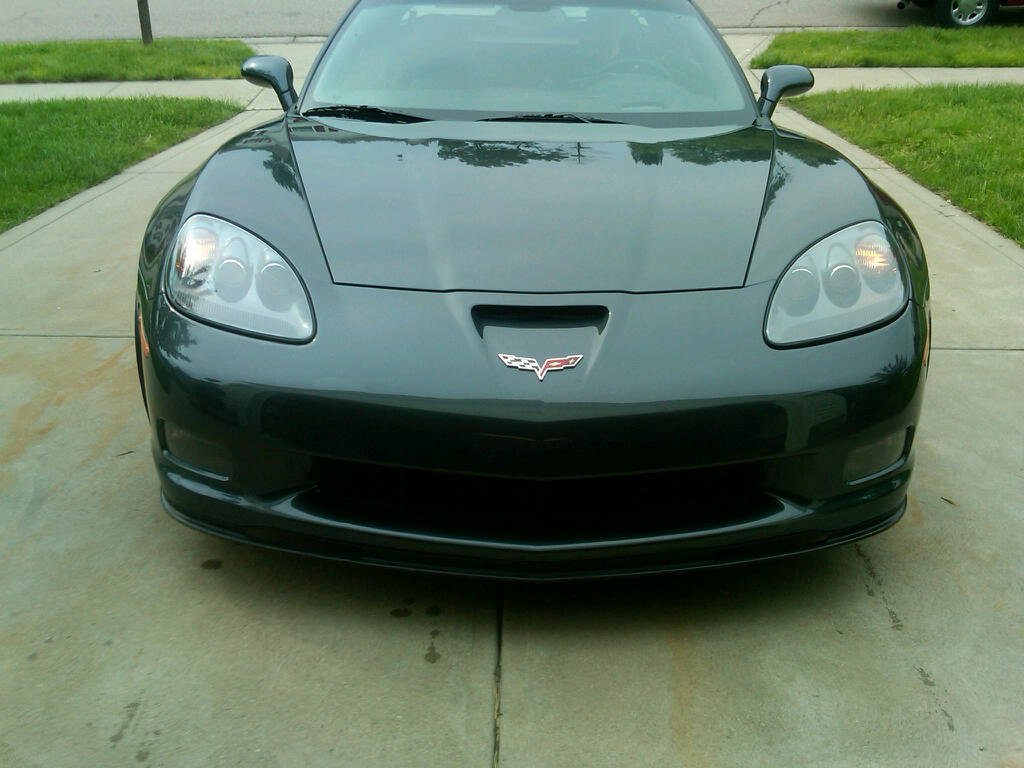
[0,0,921,41]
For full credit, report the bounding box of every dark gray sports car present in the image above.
[135,0,930,579]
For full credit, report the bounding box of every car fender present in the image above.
[746,130,902,288]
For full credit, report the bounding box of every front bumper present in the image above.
[138,280,928,579]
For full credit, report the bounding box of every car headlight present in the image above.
[165,214,314,342]
[765,221,908,346]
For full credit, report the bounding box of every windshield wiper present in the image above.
[477,112,623,124]
[302,105,432,123]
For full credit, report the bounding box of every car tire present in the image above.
[934,0,999,26]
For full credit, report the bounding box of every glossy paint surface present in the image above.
[293,121,773,292]
[135,6,930,576]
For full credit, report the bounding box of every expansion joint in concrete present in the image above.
[0,330,131,338]
[491,586,505,768]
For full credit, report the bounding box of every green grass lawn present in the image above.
[0,97,241,233]
[0,39,253,83]
[752,27,1024,68]
[792,84,1024,246]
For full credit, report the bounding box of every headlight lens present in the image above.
[765,222,908,346]
[166,215,314,342]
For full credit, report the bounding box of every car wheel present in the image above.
[934,0,998,26]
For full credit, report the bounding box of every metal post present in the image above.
[137,0,154,45]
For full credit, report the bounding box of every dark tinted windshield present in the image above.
[305,0,754,126]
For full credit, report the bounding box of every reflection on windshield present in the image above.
[306,0,751,124]
[289,119,771,169]
[437,140,579,167]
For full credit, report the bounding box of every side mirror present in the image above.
[242,55,298,112]
[757,65,814,119]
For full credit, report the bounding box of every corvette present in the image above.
[136,0,930,578]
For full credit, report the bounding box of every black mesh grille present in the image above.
[299,459,780,545]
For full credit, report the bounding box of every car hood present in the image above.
[289,119,774,293]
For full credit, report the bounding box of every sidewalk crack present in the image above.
[491,585,505,768]
[749,0,792,27]
[901,67,924,85]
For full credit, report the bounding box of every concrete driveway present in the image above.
[2,45,1023,768]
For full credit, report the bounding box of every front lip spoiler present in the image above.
[162,492,906,581]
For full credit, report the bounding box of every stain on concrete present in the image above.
[0,392,62,465]
[425,630,441,664]
[133,727,163,764]
[200,559,222,570]
[855,543,882,584]
[904,492,925,525]
[995,745,1024,766]
[887,607,904,631]
[1,340,140,535]
[68,342,140,467]
[855,543,904,630]
[425,605,442,617]
[108,700,140,747]
[939,708,955,732]
[27,652,37,661]
[390,607,412,618]
[915,666,957,733]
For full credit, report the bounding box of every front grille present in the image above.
[300,459,781,545]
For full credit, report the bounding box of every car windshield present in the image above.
[304,0,754,127]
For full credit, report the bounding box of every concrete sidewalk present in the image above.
[2,34,1023,768]
[0,40,324,108]
[726,32,1024,90]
